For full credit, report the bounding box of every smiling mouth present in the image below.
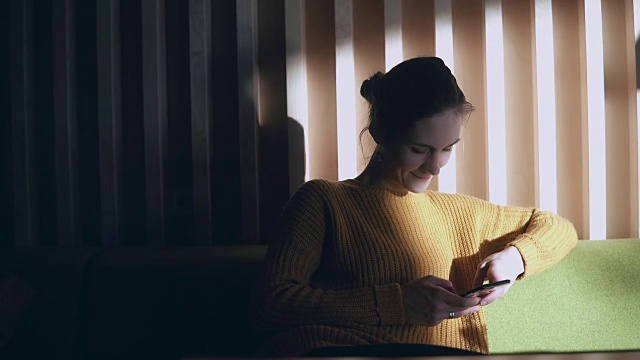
[411,172,432,180]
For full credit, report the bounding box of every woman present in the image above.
[251,57,577,356]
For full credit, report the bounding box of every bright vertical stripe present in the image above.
[534,0,558,213]
[485,0,507,206]
[435,0,454,73]
[435,0,455,194]
[384,0,403,70]
[634,0,640,237]
[335,0,358,180]
[584,0,606,240]
[285,0,310,184]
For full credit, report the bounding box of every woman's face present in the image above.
[378,109,463,193]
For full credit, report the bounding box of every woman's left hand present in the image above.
[472,246,525,306]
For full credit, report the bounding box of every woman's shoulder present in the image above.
[292,179,355,200]
[296,178,347,192]
[426,190,486,204]
[426,191,495,213]
[426,191,536,218]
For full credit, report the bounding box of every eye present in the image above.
[411,147,428,154]
[443,147,454,152]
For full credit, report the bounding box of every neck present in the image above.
[355,150,407,194]
[355,147,381,184]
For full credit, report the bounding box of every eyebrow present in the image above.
[411,138,461,149]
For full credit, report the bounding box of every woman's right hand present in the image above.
[401,275,481,326]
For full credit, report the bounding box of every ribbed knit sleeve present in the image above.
[253,181,404,331]
[504,208,578,278]
[483,204,578,279]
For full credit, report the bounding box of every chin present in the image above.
[406,179,431,193]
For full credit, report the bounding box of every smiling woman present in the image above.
[363,111,460,193]
[251,56,578,357]
[355,57,471,194]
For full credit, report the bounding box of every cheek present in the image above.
[391,149,422,170]
[438,152,453,167]
[403,155,425,170]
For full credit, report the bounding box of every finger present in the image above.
[425,276,455,292]
[479,293,499,306]
[479,287,509,306]
[445,305,481,320]
[442,283,456,294]
[473,261,490,288]
[441,291,481,308]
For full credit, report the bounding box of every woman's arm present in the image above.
[472,206,578,305]
[498,207,578,278]
[251,181,404,331]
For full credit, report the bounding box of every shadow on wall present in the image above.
[253,116,305,245]
[636,38,640,89]
[288,117,306,193]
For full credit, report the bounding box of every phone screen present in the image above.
[461,279,511,298]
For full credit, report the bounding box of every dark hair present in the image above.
[360,57,474,143]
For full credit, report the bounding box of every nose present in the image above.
[420,154,440,176]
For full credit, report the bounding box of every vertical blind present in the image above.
[2,0,638,247]
[285,0,639,241]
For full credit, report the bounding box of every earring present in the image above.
[374,151,384,162]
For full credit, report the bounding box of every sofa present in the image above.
[1,239,639,359]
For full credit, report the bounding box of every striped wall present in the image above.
[285,0,640,241]
[2,0,639,247]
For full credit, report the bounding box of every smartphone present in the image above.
[461,279,511,298]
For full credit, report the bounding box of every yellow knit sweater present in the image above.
[252,179,578,356]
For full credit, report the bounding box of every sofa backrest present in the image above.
[1,246,267,360]
[4,239,640,359]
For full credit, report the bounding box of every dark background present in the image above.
[1,0,299,247]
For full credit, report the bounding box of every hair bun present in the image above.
[360,71,385,103]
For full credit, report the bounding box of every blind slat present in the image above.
[141,0,168,245]
[189,0,213,245]
[602,0,635,239]
[97,0,123,246]
[53,0,80,247]
[10,0,38,247]
[237,0,260,244]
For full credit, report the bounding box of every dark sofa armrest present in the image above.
[81,246,267,359]
[0,273,33,346]
[0,248,101,360]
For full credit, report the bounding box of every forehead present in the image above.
[399,110,463,146]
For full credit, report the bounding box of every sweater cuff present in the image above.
[508,234,538,279]
[373,283,404,325]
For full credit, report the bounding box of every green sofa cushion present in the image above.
[485,239,640,354]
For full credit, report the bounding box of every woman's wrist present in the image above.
[506,245,525,277]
